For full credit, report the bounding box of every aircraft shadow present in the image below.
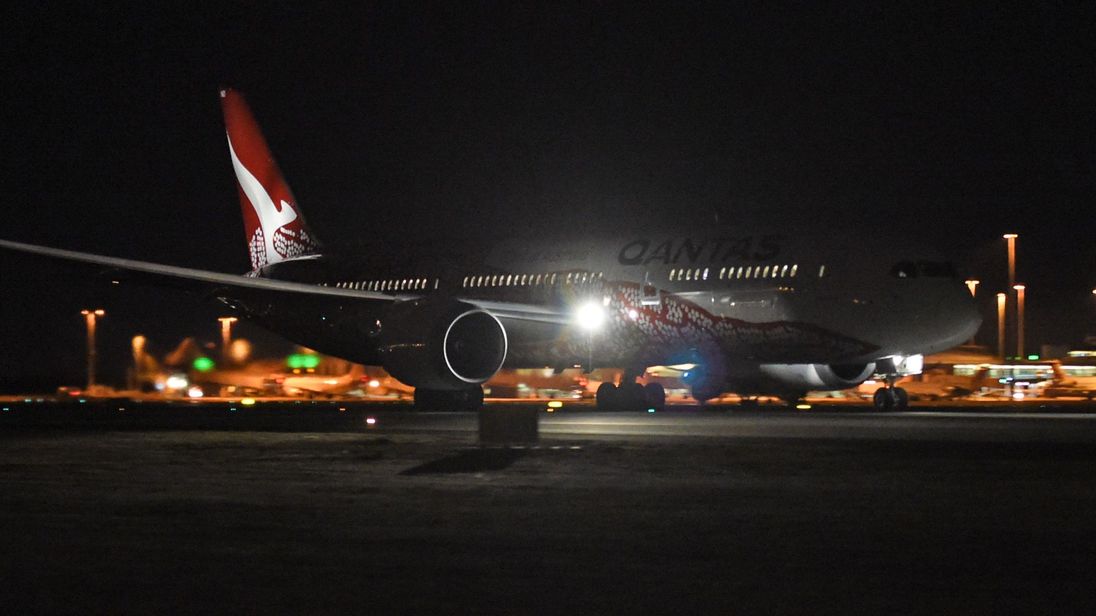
[400,448,526,475]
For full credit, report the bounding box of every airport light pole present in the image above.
[964,280,980,344]
[81,309,105,390]
[1003,234,1018,355]
[131,335,146,391]
[218,317,238,363]
[1013,285,1025,359]
[1003,234,1018,288]
[996,293,1006,360]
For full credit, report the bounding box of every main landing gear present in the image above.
[596,380,666,412]
[872,381,909,412]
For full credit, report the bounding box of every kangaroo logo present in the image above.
[228,135,300,267]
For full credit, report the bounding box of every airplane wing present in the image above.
[0,239,572,324]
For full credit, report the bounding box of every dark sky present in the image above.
[1,3,1094,388]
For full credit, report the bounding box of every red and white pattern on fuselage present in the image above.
[506,281,879,368]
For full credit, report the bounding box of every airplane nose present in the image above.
[946,283,982,344]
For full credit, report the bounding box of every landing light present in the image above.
[575,302,606,331]
[367,379,380,388]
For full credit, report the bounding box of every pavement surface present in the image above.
[2,402,1096,614]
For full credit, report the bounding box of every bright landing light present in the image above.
[575,302,606,331]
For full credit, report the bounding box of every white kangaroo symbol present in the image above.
[227,135,298,263]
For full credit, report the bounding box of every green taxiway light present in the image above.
[1026,354,1040,361]
[192,357,216,372]
[287,353,321,369]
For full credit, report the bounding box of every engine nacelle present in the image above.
[756,362,876,391]
[378,298,507,390]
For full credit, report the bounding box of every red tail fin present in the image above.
[220,88,320,270]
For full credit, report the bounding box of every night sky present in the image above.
[1,3,1094,389]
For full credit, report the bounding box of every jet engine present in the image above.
[378,298,507,390]
[756,363,876,390]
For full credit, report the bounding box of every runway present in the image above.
[3,403,1096,613]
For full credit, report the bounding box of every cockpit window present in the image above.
[891,262,918,278]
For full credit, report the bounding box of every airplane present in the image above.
[0,89,981,412]
[1043,362,1096,400]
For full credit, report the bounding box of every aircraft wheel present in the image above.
[617,382,647,412]
[872,388,895,411]
[892,387,909,411]
[596,382,619,411]
[644,382,666,411]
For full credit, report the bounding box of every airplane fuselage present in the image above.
[234,229,980,384]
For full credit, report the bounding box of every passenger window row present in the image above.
[669,264,803,282]
[461,271,604,289]
[332,278,436,292]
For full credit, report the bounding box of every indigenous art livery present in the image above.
[0,89,981,411]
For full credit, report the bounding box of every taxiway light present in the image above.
[547,401,563,409]
[192,357,215,372]
[187,386,204,399]
[287,353,321,370]
[366,417,377,426]
[647,408,656,413]
[575,302,606,331]
[796,404,812,410]
[240,397,256,406]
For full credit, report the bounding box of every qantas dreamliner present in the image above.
[0,89,980,411]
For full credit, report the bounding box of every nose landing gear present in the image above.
[872,378,909,411]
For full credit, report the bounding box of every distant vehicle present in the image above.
[888,365,993,401]
[0,89,980,412]
[1044,362,1096,400]
[54,386,83,398]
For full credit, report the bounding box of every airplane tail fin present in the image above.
[220,88,321,270]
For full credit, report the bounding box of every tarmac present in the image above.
[2,400,1096,614]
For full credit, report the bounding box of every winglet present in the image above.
[221,88,321,270]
